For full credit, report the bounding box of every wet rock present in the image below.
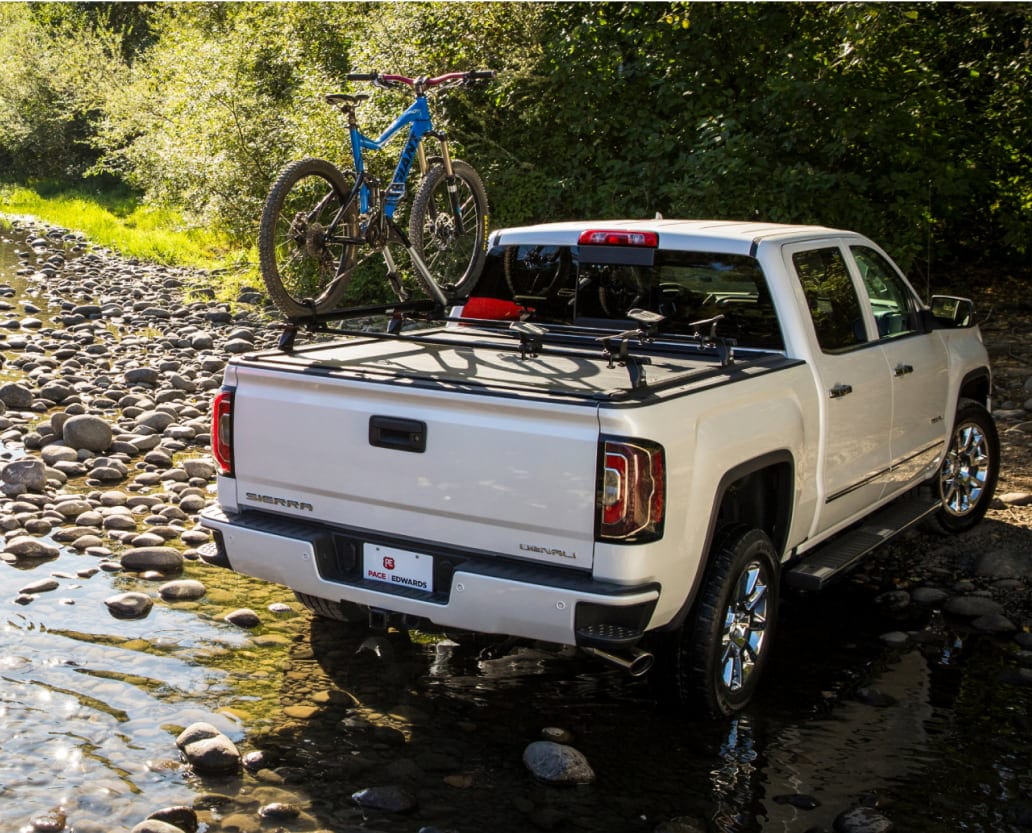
[41,445,78,466]
[972,613,1017,634]
[833,806,894,832]
[540,726,575,743]
[3,458,48,492]
[258,802,302,820]
[0,382,34,408]
[158,579,206,601]
[522,740,596,785]
[242,750,271,772]
[129,821,186,833]
[135,410,175,431]
[975,550,1032,580]
[225,608,261,628]
[911,587,949,606]
[176,722,241,775]
[943,595,1004,618]
[125,367,162,385]
[181,458,216,480]
[29,807,67,832]
[61,414,113,452]
[105,591,154,619]
[145,806,199,833]
[20,578,59,594]
[121,546,184,573]
[5,536,60,559]
[351,785,417,813]
[224,338,254,354]
[283,705,320,720]
[997,491,1032,506]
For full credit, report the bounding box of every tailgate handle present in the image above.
[369,416,427,453]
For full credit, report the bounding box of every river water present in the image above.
[0,220,1030,833]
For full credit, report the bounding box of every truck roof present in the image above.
[490,218,852,256]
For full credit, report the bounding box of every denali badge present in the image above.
[245,492,314,512]
[520,543,575,559]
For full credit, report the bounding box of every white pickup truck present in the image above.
[200,219,997,716]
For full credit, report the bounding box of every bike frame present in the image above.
[349,95,435,219]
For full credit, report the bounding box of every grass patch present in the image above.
[0,180,260,303]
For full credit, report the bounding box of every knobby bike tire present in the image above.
[503,244,570,300]
[408,159,489,299]
[258,158,359,318]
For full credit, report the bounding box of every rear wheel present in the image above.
[409,159,489,299]
[258,158,359,318]
[651,525,779,717]
[503,245,570,300]
[927,398,999,534]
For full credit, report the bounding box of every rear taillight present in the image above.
[212,387,234,476]
[597,438,665,542]
[578,229,659,248]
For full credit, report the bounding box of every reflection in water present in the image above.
[1,222,1030,832]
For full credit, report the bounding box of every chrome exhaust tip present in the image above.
[581,645,655,677]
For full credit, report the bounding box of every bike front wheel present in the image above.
[408,159,489,299]
[258,158,359,318]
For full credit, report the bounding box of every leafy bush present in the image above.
[1,1,1029,276]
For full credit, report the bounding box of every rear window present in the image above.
[470,244,784,351]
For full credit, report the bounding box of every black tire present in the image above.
[651,525,779,717]
[258,158,359,318]
[503,245,569,300]
[294,591,368,625]
[926,398,999,534]
[408,159,489,298]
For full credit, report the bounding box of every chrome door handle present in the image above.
[829,383,853,399]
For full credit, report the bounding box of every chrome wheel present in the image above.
[649,525,778,717]
[719,561,771,693]
[941,419,992,518]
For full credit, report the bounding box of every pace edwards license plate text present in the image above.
[363,544,434,592]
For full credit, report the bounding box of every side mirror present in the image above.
[929,295,975,328]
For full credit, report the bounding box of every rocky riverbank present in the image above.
[3,215,1032,833]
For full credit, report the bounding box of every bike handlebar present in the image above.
[345,70,496,90]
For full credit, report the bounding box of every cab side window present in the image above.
[850,246,922,339]
[792,247,868,353]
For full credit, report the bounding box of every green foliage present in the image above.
[0,180,236,267]
[0,1,1029,277]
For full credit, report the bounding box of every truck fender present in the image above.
[657,450,795,633]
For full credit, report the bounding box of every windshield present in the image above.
[470,244,785,351]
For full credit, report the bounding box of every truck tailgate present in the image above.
[228,365,601,569]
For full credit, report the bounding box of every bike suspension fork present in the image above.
[429,132,465,234]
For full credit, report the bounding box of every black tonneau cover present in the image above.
[236,326,795,403]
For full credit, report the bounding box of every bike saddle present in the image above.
[325,93,369,107]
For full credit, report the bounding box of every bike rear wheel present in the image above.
[408,159,489,299]
[259,158,359,318]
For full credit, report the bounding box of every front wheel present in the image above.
[927,398,999,534]
[408,159,489,299]
[651,525,779,717]
[258,158,359,318]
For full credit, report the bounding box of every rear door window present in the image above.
[791,247,869,353]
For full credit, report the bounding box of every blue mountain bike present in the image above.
[258,70,494,319]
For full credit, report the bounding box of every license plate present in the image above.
[363,544,434,592]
